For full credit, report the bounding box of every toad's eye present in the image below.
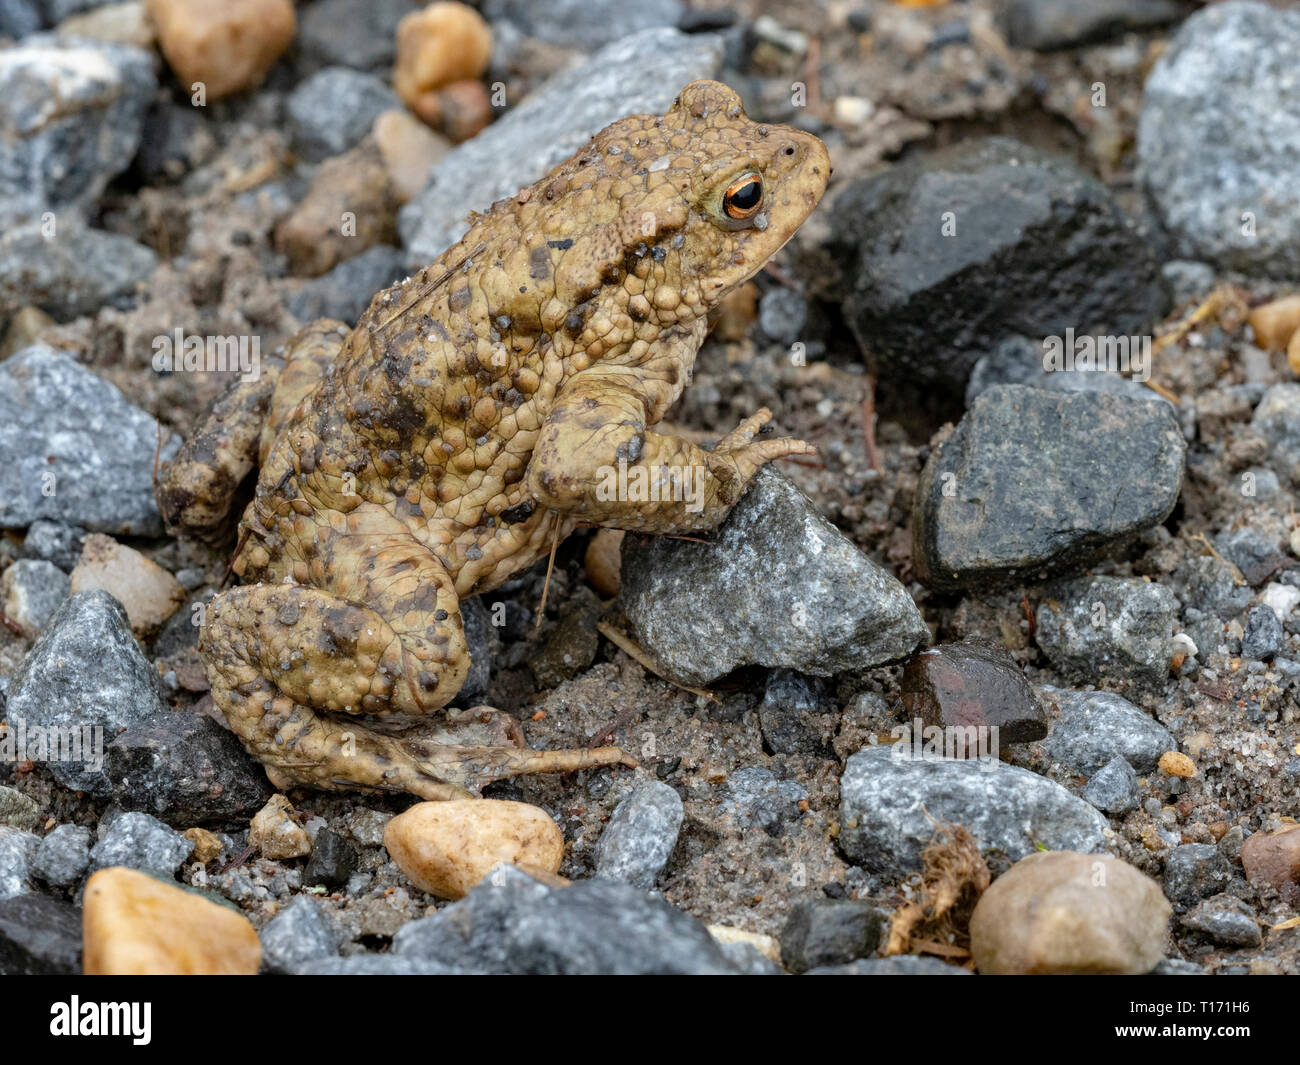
[722,173,763,219]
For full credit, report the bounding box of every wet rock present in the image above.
[1138,1,1300,276]
[69,534,184,634]
[287,67,400,162]
[1082,756,1140,816]
[1163,844,1232,905]
[83,866,261,974]
[1003,0,1190,50]
[284,244,406,325]
[303,828,359,890]
[5,591,167,796]
[594,781,684,890]
[0,559,68,637]
[250,795,311,860]
[838,746,1108,876]
[1251,384,1300,483]
[970,852,1170,974]
[0,346,176,535]
[0,894,81,974]
[0,35,154,226]
[260,895,341,974]
[779,898,882,974]
[719,767,806,835]
[621,468,927,686]
[0,827,37,899]
[1034,576,1181,689]
[21,520,85,572]
[103,710,271,825]
[828,138,1166,401]
[809,956,969,975]
[0,218,156,321]
[759,670,831,756]
[1181,895,1261,948]
[0,787,40,832]
[89,812,193,877]
[1038,687,1175,774]
[900,638,1047,745]
[32,825,89,890]
[1242,603,1284,660]
[914,387,1184,590]
[1240,825,1300,899]
[146,0,294,100]
[400,27,722,263]
[483,0,682,51]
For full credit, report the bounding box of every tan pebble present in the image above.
[585,528,624,598]
[70,534,185,634]
[394,2,492,106]
[1157,750,1196,778]
[372,109,450,203]
[410,79,492,142]
[384,798,563,899]
[57,1,154,48]
[707,925,781,963]
[146,0,295,101]
[1,306,55,359]
[970,851,1170,974]
[83,867,260,975]
[183,827,223,864]
[1182,731,1212,760]
[249,794,311,859]
[1240,825,1300,892]
[1247,294,1300,352]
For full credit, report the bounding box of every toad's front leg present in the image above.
[526,367,815,534]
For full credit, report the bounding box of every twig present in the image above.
[596,620,717,701]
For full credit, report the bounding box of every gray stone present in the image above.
[130,99,216,184]
[759,670,831,756]
[32,824,90,888]
[44,0,116,19]
[400,28,722,264]
[828,137,1167,401]
[808,955,970,975]
[1215,527,1286,587]
[0,35,154,226]
[298,954,467,975]
[779,898,882,974]
[716,940,782,974]
[1003,0,1190,50]
[0,893,81,974]
[1177,554,1254,619]
[0,346,176,534]
[287,67,400,162]
[1242,603,1284,660]
[964,335,1045,405]
[103,710,272,825]
[456,596,493,705]
[260,895,341,974]
[0,826,38,899]
[915,387,1185,590]
[483,0,684,52]
[838,746,1109,877]
[1252,384,1300,484]
[1138,2,1300,276]
[0,786,40,832]
[303,827,359,890]
[1181,895,1261,948]
[0,218,156,320]
[1038,687,1175,774]
[1163,844,1232,905]
[1152,957,1205,975]
[89,812,193,877]
[757,287,807,347]
[0,0,42,39]
[719,767,806,835]
[594,781,683,890]
[0,558,69,636]
[21,520,84,571]
[284,244,407,327]
[1082,755,1140,815]
[297,0,412,72]
[1161,261,1217,305]
[621,468,928,686]
[1035,576,1182,689]
[5,591,167,795]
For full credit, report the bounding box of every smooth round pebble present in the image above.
[146,0,295,101]
[393,2,492,108]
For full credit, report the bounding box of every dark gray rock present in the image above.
[914,387,1185,590]
[621,468,927,685]
[456,595,493,704]
[0,826,38,899]
[1163,844,1232,905]
[88,812,193,877]
[964,335,1044,405]
[0,35,154,226]
[32,824,90,888]
[5,591,167,795]
[828,138,1167,400]
[0,893,81,974]
[1242,603,1284,660]
[1138,2,1300,276]
[1035,576,1182,689]
[1215,528,1286,587]
[400,28,722,263]
[808,955,969,975]
[0,218,156,320]
[303,828,359,890]
[759,670,831,756]
[1176,554,1254,619]
[757,287,807,347]
[838,746,1109,876]
[1181,895,1261,948]
[260,895,341,974]
[0,0,42,39]
[0,346,176,534]
[21,519,85,571]
[1038,688,1174,774]
[1252,384,1300,484]
[284,244,407,326]
[483,0,683,52]
[287,67,399,161]
[594,781,683,889]
[1003,0,1190,50]
[1082,755,1140,815]
[103,710,272,825]
[0,558,69,635]
[0,786,39,832]
[297,0,414,72]
[780,898,882,974]
[719,767,806,835]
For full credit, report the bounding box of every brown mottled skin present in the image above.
[157,82,830,799]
